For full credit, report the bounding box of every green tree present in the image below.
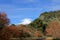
[11,24,16,26]
[28,18,47,32]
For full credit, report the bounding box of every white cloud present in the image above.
[19,18,32,25]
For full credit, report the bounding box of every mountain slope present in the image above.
[39,10,60,24]
[28,10,60,38]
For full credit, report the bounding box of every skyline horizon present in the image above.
[0,0,60,24]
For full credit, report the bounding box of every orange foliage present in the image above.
[46,21,60,38]
[0,26,20,40]
[17,24,44,37]
[35,31,40,37]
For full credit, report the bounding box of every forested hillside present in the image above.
[0,10,60,40]
[28,10,60,38]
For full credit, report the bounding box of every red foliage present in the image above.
[46,21,60,38]
[0,12,9,28]
[0,26,20,40]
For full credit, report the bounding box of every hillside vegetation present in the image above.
[0,10,60,40]
[28,10,60,38]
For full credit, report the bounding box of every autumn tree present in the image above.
[0,26,20,40]
[0,12,9,29]
[46,21,60,38]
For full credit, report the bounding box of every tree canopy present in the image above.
[0,12,10,29]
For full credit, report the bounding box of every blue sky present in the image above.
[0,0,60,24]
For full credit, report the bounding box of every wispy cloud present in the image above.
[0,5,17,8]
[51,5,60,10]
[0,4,41,11]
[12,0,40,4]
[23,0,40,3]
[16,8,42,11]
[52,0,60,3]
